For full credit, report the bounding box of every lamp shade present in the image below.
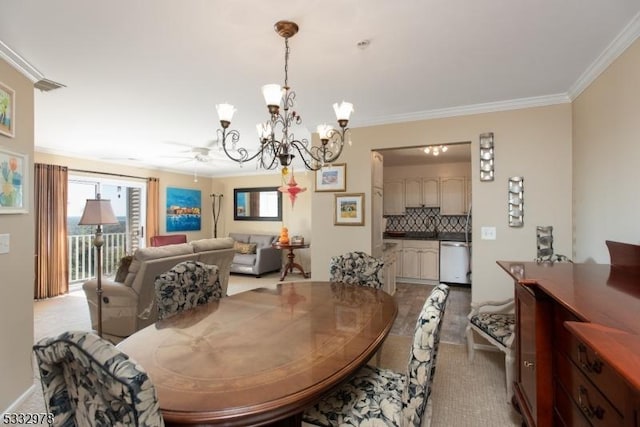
[216,103,236,122]
[78,199,118,226]
[262,84,284,106]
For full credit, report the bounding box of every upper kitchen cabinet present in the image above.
[383,180,405,215]
[440,176,466,215]
[405,177,439,208]
[372,151,384,189]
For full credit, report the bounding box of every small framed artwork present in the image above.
[334,193,364,226]
[0,148,28,214]
[0,81,16,138]
[315,163,346,192]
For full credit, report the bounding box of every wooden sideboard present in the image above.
[498,261,640,427]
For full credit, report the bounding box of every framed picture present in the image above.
[0,81,15,138]
[166,187,201,231]
[0,148,28,213]
[315,163,346,192]
[334,193,364,226]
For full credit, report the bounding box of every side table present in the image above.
[272,242,310,281]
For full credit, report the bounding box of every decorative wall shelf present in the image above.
[508,177,524,227]
[479,132,494,182]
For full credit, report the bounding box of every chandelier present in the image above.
[215,21,353,173]
[423,145,448,156]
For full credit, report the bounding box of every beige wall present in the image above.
[311,104,573,302]
[384,161,471,180]
[34,152,216,241]
[573,38,640,262]
[0,60,35,411]
[211,171,313,272]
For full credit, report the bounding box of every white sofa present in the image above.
[82,237,235,338]
[228,233,282,277]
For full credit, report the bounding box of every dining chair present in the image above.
[606,240,640,267]
[155,260,222,320]
[303,284,450,427]
[33,331,164,427]
[329,251,385,289]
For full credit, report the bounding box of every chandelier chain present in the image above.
[284,37,290,88]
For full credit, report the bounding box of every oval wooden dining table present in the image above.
[117,281,398,426]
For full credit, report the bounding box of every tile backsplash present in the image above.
[385,207,471,233]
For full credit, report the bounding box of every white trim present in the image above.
[1,384,38,415]
[0,40,43,83]
[568,12,640,100]
[353,93,571,128]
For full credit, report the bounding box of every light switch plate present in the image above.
[481,227,496,240]
[0,234,9,254]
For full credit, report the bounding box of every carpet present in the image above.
[376,334,521,426]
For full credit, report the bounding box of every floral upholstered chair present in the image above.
[303,284,450,427]
[329,251,385,289]
[32,331,164,427]
[155,260,222,320]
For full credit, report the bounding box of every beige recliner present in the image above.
[82,237,235,338]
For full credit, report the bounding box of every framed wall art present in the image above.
[0,81,15,138]
[315,163,346,192]
[0,148,28,213]
[334,193,364,226]
[166,187,201,231]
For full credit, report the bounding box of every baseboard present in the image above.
[473,343,501,353]
[1,383,36,415]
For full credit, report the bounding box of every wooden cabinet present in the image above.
[514,283,554,427]
[383,180,404,215]
[400,241,439,282]
[405,178,439,208]
[383,239,403,278]
[440,176,466,215]
[371,187,384,258]
[382,248,397,295]
[499,261,640,427]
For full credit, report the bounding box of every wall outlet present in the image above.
[0,234,9,254]
[481,227,496,240]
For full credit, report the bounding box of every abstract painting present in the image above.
[166,187,201,231]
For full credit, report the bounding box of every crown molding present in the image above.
[353,93,571,128]
[568,12,640,100]
[0,39,43,82]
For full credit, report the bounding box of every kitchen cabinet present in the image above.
[405,178,439,208]
[440,176,466,215]
[371,187,384,258]
[382,248,397,295]
[383,239,403,278]
[383,180,405,215]
[400,240,439,282]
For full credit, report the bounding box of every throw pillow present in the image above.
[233,241,257,254]
[114,255,133,283]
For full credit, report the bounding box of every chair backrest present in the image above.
[402,284,450,427]
[606,240,640,267]
[328,251,385,289]
[155,260,221,320]
[32,331,164,427]
[150,234,187,247]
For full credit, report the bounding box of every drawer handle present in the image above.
[578,385,605,420]
[523,361,535,369]
[578,343,603,374]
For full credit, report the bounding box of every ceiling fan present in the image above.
[161,141,224,166]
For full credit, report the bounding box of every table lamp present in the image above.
[79,194,118,337]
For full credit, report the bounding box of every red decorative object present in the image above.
[278,169,307,207]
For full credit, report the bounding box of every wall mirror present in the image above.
[234,187,282,221]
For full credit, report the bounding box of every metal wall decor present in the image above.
[508,177,524,227]
[479,132,494,181]
[536,226,553,260]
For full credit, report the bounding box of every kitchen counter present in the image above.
[383,231,470,242]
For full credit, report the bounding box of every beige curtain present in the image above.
[146,177,160,246]
[34,163,69,299]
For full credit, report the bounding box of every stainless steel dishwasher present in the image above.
[439,241,472,285]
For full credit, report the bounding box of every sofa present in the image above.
[82,237,235,338]
[228,232,282,277]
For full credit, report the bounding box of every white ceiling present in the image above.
[1,1,639,177]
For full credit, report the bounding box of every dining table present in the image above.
[116,281,398,426]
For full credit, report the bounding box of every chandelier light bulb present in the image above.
[423,147,431,154]
[333,101,354,121]
[216,103,236,123]
[262,84,284,107]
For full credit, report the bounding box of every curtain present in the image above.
[34,163,69,299]
[146,177,159,246]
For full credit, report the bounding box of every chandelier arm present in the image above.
[218,128,264,164]
[289,140,323,171]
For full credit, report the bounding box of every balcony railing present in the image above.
[68,233,128,283]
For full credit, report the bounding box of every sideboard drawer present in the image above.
[555,380,592,427]
[557,353,623,427]
[561,330,627,414]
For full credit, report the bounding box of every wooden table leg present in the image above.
[280,248,309,281]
